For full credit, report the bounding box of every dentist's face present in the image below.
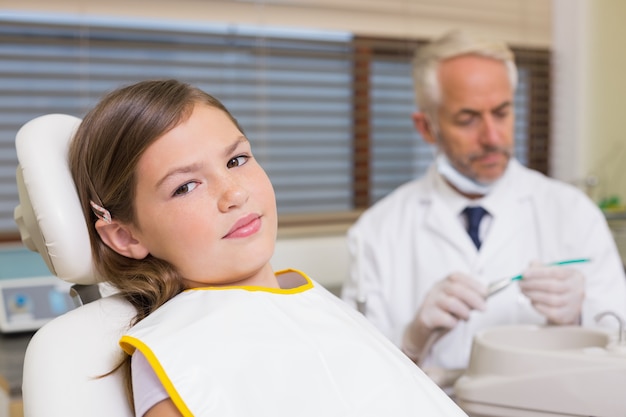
[430,55,515,184]
[129,103,278,288]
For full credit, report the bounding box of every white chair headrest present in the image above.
[14,114,100,285]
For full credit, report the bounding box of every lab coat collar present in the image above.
[472,159,534,259]
[423,158,532,210]
[422,167,477,254]
[422,158,532,258]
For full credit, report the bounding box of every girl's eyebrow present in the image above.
[154,136,249,190]
[155,162,202,190]
[223,136,249,157]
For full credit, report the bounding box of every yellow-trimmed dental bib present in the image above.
[120,269,466,417]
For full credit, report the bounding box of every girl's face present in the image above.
[129,103,278,288]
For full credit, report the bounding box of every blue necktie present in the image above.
[463,206,488,249]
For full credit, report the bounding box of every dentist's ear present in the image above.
[94,219,149,260]
[412,111,437,145]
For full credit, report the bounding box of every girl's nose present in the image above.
[217,176,249,212]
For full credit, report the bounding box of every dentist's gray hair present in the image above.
[412,29,517,116]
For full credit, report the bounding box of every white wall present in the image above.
[552,0,626,205]
[272,234,349,291]
[550,0,588,187]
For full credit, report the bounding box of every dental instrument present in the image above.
[487,258,591,298]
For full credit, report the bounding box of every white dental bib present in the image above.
[120,269,466,417]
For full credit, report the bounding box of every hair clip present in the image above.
[90,200,112,224]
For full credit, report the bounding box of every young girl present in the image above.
[68,79,467,417]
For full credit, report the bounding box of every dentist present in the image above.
[341,30,626,386]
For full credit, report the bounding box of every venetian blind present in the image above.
[0,16,353,236]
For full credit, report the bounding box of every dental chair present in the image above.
[14,114,135,416]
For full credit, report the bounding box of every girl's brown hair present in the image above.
[68,79,243,403]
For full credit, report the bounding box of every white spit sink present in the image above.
[454,324,626,417]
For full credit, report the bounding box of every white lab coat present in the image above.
[342,159,626,371]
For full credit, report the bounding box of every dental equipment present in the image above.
[455,319,626,416]
[487,258,591,297]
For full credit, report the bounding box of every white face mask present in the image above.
[436,153,494,196]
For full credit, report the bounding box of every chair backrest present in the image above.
[14,114,135,416]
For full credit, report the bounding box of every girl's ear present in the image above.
[94,219,149,260]
[412,111,437,145]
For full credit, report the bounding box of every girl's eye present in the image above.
[227,155,249,169]
[173,181,198,196]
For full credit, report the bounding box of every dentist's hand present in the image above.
[519,261,585,325]
[402,272,487,363]
[417,272,488,330]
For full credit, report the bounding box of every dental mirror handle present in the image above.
[510,258,591,282]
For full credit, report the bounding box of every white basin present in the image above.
[478,325,609,350]
[455,325,626,417]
